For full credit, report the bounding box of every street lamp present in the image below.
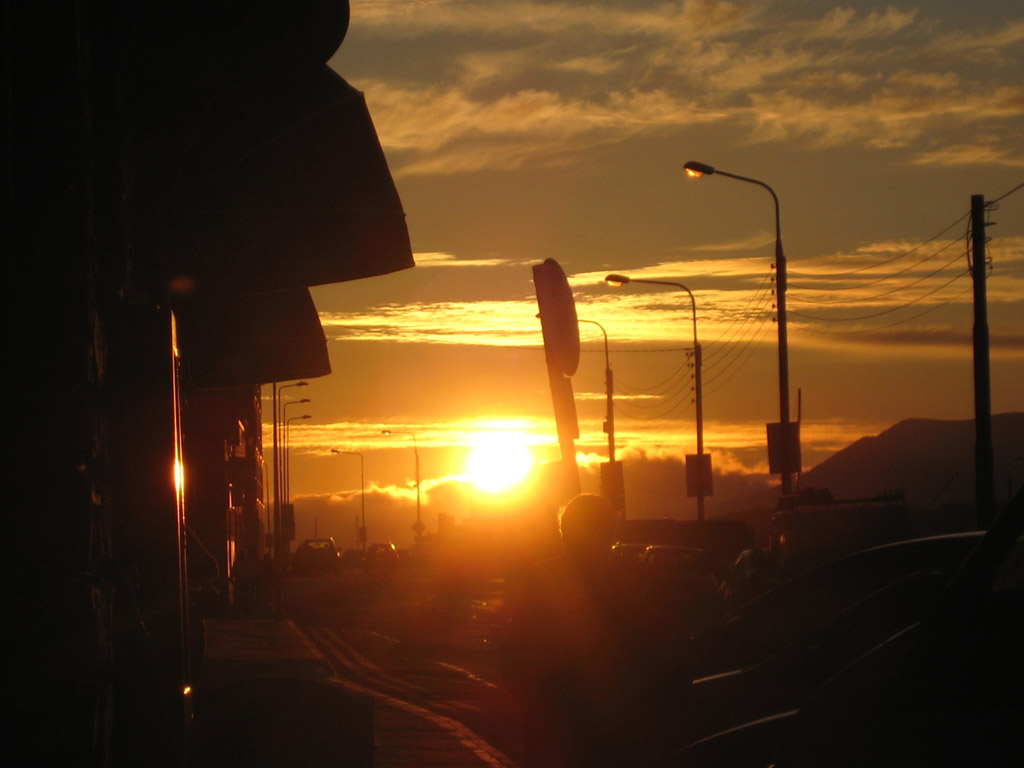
[282,398,311,502]
[272,380,307,559]
[578,319,615,463]
[382,429,422,539]
[682,160,796,495]
[285,413,311,505]
[605,273,709,521]
[332,449,366,551]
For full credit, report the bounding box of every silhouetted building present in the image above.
[8,2,413,764]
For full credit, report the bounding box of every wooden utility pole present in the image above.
[971,194,995,529]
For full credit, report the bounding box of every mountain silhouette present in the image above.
[799,413,1024,510]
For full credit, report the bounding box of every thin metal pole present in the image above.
[274,382,307,560]
[382,430,421,537]
[609,278,706,519]
[333,449,367,550]
[971,194,994,528]
[706,169,792,495]
[579,319,615,462]
[272,382,279,560]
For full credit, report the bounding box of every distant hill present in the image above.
[799,413,1024,510]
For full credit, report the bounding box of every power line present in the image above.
[793,236,960,300]
[796,281,975,335]
[796,212,969,280]
[793,242,965,314]
[611,351,692,394]
[989,179,1024,204]
[790,265,970,322]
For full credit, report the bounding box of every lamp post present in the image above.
[282,398,311,502]
[382,429,422,539]
[332,449,366,551]
[285,413,311,505]
[273,380,307,560]
[578,319,615,463]
[683,160,795,495]
[605,274,708,521]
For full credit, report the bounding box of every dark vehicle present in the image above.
[642,545,722,635]
[339,548,365,569]
[291,538,341,576]
[364,541,399,569]
[773,494,1024,768]
[671,530,988,755]
[611,541,647,561]
[718,547,773,609]
[643,545,717,587]
[675,491,1024,767]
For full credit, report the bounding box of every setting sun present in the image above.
[465,432,535,494]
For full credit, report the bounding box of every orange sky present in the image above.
[266,1,1024,548]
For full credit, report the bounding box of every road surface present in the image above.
[281,565,525,767]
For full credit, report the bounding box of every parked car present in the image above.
[641,545,722,635]
[771,492,1024,768]
[291,538,341,576]
[673,491,1024,766]
[611,541,647,561]
[364,541,400,569]
[339,548,365,569]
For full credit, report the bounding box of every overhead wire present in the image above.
[790,246,968,321]
[794,236,961,301]
[701,267,775,363]
[796,211,969,280]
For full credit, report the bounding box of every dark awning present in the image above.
[124,2,413,387]
[176,287,331,389]
[131,66,414,298]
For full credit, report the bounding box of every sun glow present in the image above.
[465,432,535,494]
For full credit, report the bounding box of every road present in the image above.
[280,565,525,768]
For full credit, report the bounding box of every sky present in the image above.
[268,0,1024,549]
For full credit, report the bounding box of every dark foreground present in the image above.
[279,567,524,768]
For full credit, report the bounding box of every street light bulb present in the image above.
[605,274,631,287]
[683,161,715,178]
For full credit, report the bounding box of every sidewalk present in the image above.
[188,619,512,768]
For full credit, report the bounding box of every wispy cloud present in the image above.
[341,2,1024,175]
[414,251,523,267]
[317,230,1024,353]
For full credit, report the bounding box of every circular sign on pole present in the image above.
[533,258,580,377]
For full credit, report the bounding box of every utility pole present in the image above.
[971,194,995,529]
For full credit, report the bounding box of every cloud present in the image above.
[805,6,918,40]
[911,141,1024,169]
[365,82,720,175]
[340,3,1024,175]
[350,0,751,41]
[320,299,545,344]
[414,251,522,267]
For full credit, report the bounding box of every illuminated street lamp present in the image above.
[285,413,311,505]
[272,380,307,559]
[382,429,422,539]
[332,449,366,550]
[605,273,710,521]
[683,160,796,495]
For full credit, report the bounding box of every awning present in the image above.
[176,287,331,389]
[130,66,414,298]
[124,2,413,387]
